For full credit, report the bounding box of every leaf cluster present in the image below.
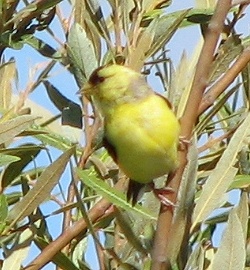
[0,1,250,270]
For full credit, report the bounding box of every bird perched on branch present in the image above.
[82,64,180,205]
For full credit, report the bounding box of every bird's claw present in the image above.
[151,186,176,210]
[178,136,191,151]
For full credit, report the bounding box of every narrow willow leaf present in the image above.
[43,81,74,112]
[35,131,81,152]
[77,169,156,220]
[115,210,148,254]
[0,154,20,167]
[143,0,171,11]
[11,94,63,134]
[192,112,250,228]
[85,0,111,42]
[0,115,37,145]
[1,144,42,189]
[2,227,32,270]
[7,147,75,224]
[24,35,61,59]
[72,237,89,269]
[167,139,198,262]
[236,191,248,241]
[34,236,80,270]
[0,61,16,110]
[174,41,203,118]
[228,175,250,191]
[8,0,62,25]
[120,0,134,37]
[0,194,8,221]
[43,81,82,129]
[184,242,206,270]
[67,23,98,86]
[209,35,243,84]
[127,19,156,71]
[146,9,189,58]
[209,208,245,270]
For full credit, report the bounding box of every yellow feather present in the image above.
[82,64,180,201]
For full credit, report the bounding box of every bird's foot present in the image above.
[150,184,176,210]
[178,136,191,151]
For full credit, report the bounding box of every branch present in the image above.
[198,47,250,115]
[24,179,126,270]
[151,1,233,269]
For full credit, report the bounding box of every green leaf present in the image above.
[43,81,82,129]
[5,192,23,206]
[0,194,8,221]
[2,227,33,270]
[7,147,75,225]
[193,112,250,228]
[146,9,190,58]
[77,169,157,220]
[84,0,111,43]
[0,115,37,145]
[67,23,98,86]
[34,236,82,270]
[0,154,20,166]
[209,35,243,84]
[167,140,198,262]
[236,191,249,241]
[209,208,245,270]
[1,144,43,189]
[35,130,81,152]
[23,35,61,59]
[0,60,16,110]
[228,175,250,191]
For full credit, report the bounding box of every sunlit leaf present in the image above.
[0,154,20,167]
[1,144,43,189]
[167,140,198,262]
[0,60,16,110]
[146,9,189,58]
[34,236,81,270]
[67,23,98,86]
[209,35,243,84]
[0,194,8,221]
[228,175,250,191]
[209,208,245,270]
[193,112,250,228]
[77,169,157,220]
[0,115,37,145]
[7,147,75,224]
[2,228,33,270]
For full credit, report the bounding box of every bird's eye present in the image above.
[89,68,105,85]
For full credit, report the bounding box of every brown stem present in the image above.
[24,179,127,270]
[151,1,232,269]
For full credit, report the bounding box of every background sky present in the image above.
[2,0,250,269]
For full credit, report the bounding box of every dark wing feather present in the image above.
[103,134,144,205]
[155,92,172,109]
[103,135,118,163]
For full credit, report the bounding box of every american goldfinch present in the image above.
[82,64,180,204]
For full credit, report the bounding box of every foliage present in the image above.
[0,0,250,270]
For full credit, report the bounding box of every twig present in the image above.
[24,179,127,270]
[198,47,250,115]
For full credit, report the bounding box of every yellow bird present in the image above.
[82,64,180,205]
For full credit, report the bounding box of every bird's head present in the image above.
[82,64,152,115]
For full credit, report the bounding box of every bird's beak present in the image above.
[76,82,93,96]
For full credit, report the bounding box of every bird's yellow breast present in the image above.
[105,94,180,183]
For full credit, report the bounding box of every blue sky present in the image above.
[2,0,250,269]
